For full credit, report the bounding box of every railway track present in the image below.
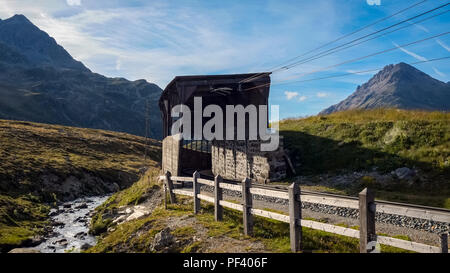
[178,173,450,222]
[252,182,450,215]
[166,173,449,252]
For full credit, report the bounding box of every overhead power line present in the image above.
[274,56,450,86]
[278,2,450,71]
[239,0,430,84]
[280,8,450,71]
[242,1,450,85]
[243,31,450,91]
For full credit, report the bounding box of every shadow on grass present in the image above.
[199,204,408,253]
[280,130,450,208]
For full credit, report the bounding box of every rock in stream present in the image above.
[33,195,110,253]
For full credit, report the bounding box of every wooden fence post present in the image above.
[163,183,167,209]
[441,233,448,253]
[359,188,376,253]
[242,178,253,236]
[214,175,223,221]
[193,171,200,214]
[165,171,176,204]
[289,183,302,252]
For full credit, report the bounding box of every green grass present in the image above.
[280,109,449,174]
[201,205,407,253]
[200,203,411,253]
[0,119,161,251]
[279,108,450,208]
[89,168,161,235]
[181,241,203,253]
[172,226,196,237]
[89,191,411,253]
[195,203,409,253]
[87,200,194,253]
[0,194,49,251]
[0,119,161,200]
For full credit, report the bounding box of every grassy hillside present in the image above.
[279,109,450,207]
[0,119,161,251]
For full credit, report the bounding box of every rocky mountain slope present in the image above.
[320,62,450,114]
[0,14,163,139]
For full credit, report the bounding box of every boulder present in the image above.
[75,202,88,209]
[112,215,127,224]
[74,232,87,239]
[53,238,68,247]
[125,208,133,214]
[112,183,120,192]
[394,167,416,180]
[52,221,65,227]
[74,216,87,224]
[126,210,146,222]
[8,248,40,253]
[152,228,174,251]
[49,209,59,216]
[80,243,92,251]
[25,235,45,247]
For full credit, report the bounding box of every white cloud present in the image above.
[366,0,381,6]
[407,21,429,33]
[66,0,81,6]
[31,7,290,86]
[284,91,308,102]
[0,0,344,87]
[298,95,307,102]
[407,22,450,53]
[316,92,329,98]
[284,91,299,100]
[436,39,450,52]
[432,67,446,77]
[392,42,427,62]
[404,21,449,55]
[115,58,121,71]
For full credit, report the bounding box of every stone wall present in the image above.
[211,137,287,183]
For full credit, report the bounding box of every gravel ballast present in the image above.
[198,184,449,234]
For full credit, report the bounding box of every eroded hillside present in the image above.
[0,119,161,251]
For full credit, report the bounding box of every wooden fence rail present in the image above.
[160,172,448,253]
[161,175,450,223]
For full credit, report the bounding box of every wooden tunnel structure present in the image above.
[159,73,295,182]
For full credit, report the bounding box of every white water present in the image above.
[34,195,110,253]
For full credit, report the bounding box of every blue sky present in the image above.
[1,0,449,119]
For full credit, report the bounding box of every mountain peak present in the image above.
[0,14,163,139]
[0,14,89,72]
[320,63,450,114]
[375,62,418,77]
[1,14,34,27]
[376,62,422,74]
[6,14,31,23]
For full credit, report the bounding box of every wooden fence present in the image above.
[160,171,449,253]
